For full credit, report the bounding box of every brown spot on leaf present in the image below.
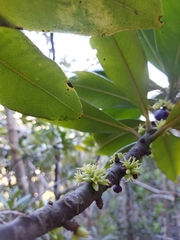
[67,82,73,88]
[15,26,23,30]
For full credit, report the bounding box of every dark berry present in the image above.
[113,185,122,193]
[132,174,138,179]
[154,109,169,120]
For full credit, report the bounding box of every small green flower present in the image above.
[152,99,166,110]
[165,100,175,111]
[111,153,124,162]
[74,164,110,191]
[155,119,166,129]
[152,99,175,111]
[121,156,142,182]
[138,124,145,135]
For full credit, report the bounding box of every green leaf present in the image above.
[71,71,134,109]
[94,132,136,155]
[90,31,149,120]
[0,0,163,35]
[137,30,166,74]
[0,27,82,120]
[165,101,180,128]
[103,108,141,119]
[148,79,166,93]
[49,100,136,134]
[152,133,180,182]
[94,119,141,155]
[138,1,180,85]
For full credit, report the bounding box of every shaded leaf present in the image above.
[165,101,180,128]
[0,27,82,120]
[94,132,136,155]
[90,31,149,120]
[103,108,141,119]
[93,119,141,155]
[152,133,180,182]
[148,79,166,93]
[0,0,163,35]
[49,100,135,134]
[138,1,180,86]
[71,71,134,109]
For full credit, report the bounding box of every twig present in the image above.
[50,33,55,61]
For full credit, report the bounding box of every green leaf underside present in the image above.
[103,108,141,119]
[71,71,134,109]
[163,101,180,129]
[138,0,180,82]
[152,133,180,182]
[0,27,82,120]
[94,132,136,155]
[94,119,141,155]
[0,0,163,35]
[49,100,134,134]
[90,31,149,119]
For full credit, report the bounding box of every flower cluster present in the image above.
[109,152,124,164]
[121,156,142,182]
[152,99,175,111]
[155,119,167,129]
[74,164,110,191]
[151,99,175,132]
[138,124,145,135]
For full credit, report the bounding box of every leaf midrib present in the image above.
[0,59,77,113]
[83,113,131,132]
[111,35,148,117]
[75,83,129,101]
[109,0,160,25]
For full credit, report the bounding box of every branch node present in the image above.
[139,137,146,144]
[47,201,53,206]
[95,197,103,210]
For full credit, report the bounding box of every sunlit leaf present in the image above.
[90,31,149,120]
[0,0,163,35]
[0,27,82,120]
[152,133,180,182]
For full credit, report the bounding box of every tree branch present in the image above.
[0,133,152,239]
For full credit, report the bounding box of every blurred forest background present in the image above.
[0,32,180,240]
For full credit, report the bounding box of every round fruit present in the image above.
[132,174,138,179]
[113,185,122,193]
[154,109,169,120]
